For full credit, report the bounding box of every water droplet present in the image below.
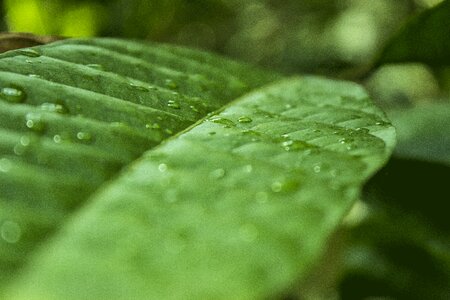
[146,123,161,130]
[76,131,92,143]
[129,82,149,92]
[1,220,21,243]
[25,113,45,132]
[282,140,294,147]
[238,116,252,123]
[330,169,338,177]
[158,163,168,172]
[209,116,235,128]
[271,181,283,193]
[210,168,226,179]
[281,134,290,139]
[0,158,12,173]
[13,135,32,155]
[0,86,26,103]
[18,48,41,57]
[164,129,174,135]
[313,165,321,173]
[339,138,347,144]
[165,79,178,89]
[86,63,104,71]
[285,103,292,109]
[189,105,199,113]
[53,134,62,144]
[39,102,67,114]
[28,74,42,79]
[167,100,180,109]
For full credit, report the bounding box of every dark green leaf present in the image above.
[5,76,394,299]
[376,0,450,66]
[339,158,450,300]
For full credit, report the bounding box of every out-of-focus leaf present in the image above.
[0,37,276,289]
[376,0,450,66]
[388,103,450,165]
[339,158,450,300]
[5,77,395,299]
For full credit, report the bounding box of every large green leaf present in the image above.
[376,0,450,66]
[4,75,394,299]
[0,38,277,288]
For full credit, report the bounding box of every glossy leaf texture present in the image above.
[0,38,277,287]
[6,77,395,299]
[376,0,450,66]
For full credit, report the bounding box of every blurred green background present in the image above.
[1,0,449,299]
[1,0,448,109]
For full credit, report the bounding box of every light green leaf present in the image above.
[0,38,276,288]
[5,75,395,299]
[388,102,450,165]
[376,0,450,66]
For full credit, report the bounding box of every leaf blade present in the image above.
[0,38,275,287]
[6,77,395,299]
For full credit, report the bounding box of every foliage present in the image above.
[0,0,449,299]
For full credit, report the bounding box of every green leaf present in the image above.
[4,75,395,299]
[376,0,450,66]
[0,38,276,288]
[388,103,450,165]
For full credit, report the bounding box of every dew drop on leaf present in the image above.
[0,86,26,103]
[40,102,68,114]
[129,82,149,92]
[189,105,199,113]
[27,74,42,79]
[158,163,168,172]
[1,220,22,244]
[238,116,253,123]
[165,79,178,89]
[271,181,283,193]
[86,64,104,71]
[25,113,45,132]
[17,48,41,57]
[76,132,93,143]
[13,135,32,155]
[209,116,235,128]
[0,157,12,173]
[146,123,161,130]
[53,134,62,144]
[167,100,180,109]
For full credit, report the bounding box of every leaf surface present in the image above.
[5,76,395,299]
[376,0,450,66]
[0,38,276,287]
